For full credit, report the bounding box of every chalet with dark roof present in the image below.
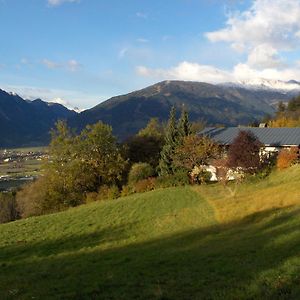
[197,127,300,181]
[199,127,300,153]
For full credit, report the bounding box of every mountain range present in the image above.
[0,89,76,147]
[69,79,300,139]
[1,79,299,147]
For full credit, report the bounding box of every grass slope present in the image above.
[0,168,300,299]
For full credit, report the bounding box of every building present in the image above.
[198,127,300,154]
[198,127,300,181]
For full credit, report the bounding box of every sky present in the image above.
[1,0,300,109]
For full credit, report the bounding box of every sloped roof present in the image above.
[198,127,300,146]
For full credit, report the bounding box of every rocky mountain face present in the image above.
[70,80,297,140]
[0,89,77,147]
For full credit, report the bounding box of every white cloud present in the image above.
[207,0,300,50]
[206,0,300,68]
[47,0,79,7]
[20,58,30,65]
[118,46,152,60]
[246,44,283,69]
[233,63,300,81]
[136,61,233,83]
[118,48,129,59]
[136,61,300,83]
[162,35,172,42]
[136,38,149,43]
[41,59,82,72]
[140,0,300,84]
[136,12,147,19]
[66,59,81,72]
[136,1,300,85]
[42,59,60,70]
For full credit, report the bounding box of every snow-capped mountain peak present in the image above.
[221,78,300,92]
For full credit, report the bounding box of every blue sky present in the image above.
[1,0,300,109]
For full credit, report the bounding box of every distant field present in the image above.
[0,159,42,176]
[0,167,300,299]
[0,147,47,177]
[0,146,47,190]
[0,146,47,153]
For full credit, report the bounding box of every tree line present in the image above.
[1,104,298,223]
[268,95,300,127]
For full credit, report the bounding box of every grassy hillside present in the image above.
[0,167,300,299]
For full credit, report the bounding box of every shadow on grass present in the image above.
[1,208,300,299]
[0,221,139,262]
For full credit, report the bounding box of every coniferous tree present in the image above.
[178,106,191,142]
[277,101,286,113]
[158,106,179,176]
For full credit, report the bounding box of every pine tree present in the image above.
[178,106,191,142]
[158,106,179,175]
[277,101,286,113]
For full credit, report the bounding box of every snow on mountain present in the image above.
[221,78,300,92]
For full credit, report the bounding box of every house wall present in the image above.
[262,145,300,158]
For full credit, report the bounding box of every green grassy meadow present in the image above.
[0,167,300,299]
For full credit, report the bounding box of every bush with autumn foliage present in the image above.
[277,147,299,170]
[227,130,263,175]
[172,134,220,183]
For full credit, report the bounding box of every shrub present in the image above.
[277,147,299,170]
[17,178,51,218]
[133,178,156,193]
[156,169,190,188]
[255,152,277,179]
[190,166,212,184]
[97,185,120,201]
[128,163,155,184]
[121,185,134,197]
[227,130,262,174]
[0,192,19,224]
[85,192,98,203]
